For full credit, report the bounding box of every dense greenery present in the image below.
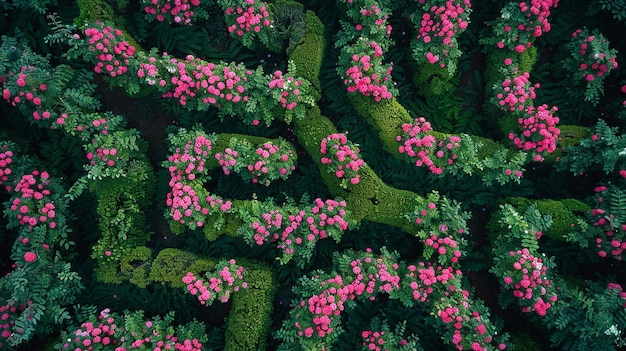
[0,0,625,350]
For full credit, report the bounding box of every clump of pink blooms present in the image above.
[284,247,506,351]
[502,248,558,316]
[508,104,560,161]
[269,70,305,112]
[490,0,559,52]
[183,259,248,305]
[0,144,13,190]
[86,144,119,168]
[245,198,350,265]
[215,139,297,185]
[222,0,272,42]
[404,263,458,303]
[342,39,394,101]
[2,65,55,124]
[590,185,626,260]
[571,28,619,83]
[494,71,539,112]
[411,0,471,71]
[143,0,202,25]
[0,300,29,349]
[144,53,254,113]
[164,133,232,229]
[361,329,394,351]
[60,309,203,351]
[320,133,365,187]
[291,250,402,341]
[84,22,136,77]
[397,117,461,175]
[8,170,57,230]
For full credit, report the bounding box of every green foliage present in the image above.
[149,248,212,288]
[557,119,625,174]
[119,246,152,288]
[224,261,276,351]
[288,10,325,96]
[503,197,589,241]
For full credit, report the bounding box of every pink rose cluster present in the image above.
[269,70,305,111]
[246,198,350,264]
[508,104,560,161]
[590,185,626,260]
[183,259,248,305]
[567,28,619,105]
[502,248,558,316]
[2,66,54,122]
[397,117,461,175]
[143,0,201,25]
[224,0,271,38]
[404,263,458,303]
[216,138,296,185]
[86,145,119,168]
[156,55,252,111]
[412,0,471,69]
[215,147,238,176]
[60,309,203,351]
[361,329,393,351]
[293,250,401,340]
[0,300,29,349]
[8,170,57,230]
[492,0,559,52]
[343,40,394,101]
[571,29,618,82]
[0,145,13,190]
[164,133,233,228]
[84,22,136,77]
[320,133,365,187]
[350,3,392,38]
[494,71,539,112]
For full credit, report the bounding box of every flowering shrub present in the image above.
[83,129,142,180]
[409,0,472,75]
[136,50,313,125]
[482,0,559,52]
[182,259,248,305]
[565,27,619,105]
[1,65,52,121]
[58,309,207,351]
[491,204,559,316]
[335,0,396,101]
[320,132,365,187]
[163,128,233,230]
[411,264,508,351]
[588,185,626,260]
[0,143,14,190]
[405,192,469,266]
[218,0,273,48]
[396,117,462,175]
[499,248,558,316]
[143,0,208,25]
[277,248,509,350]
[0,301,28,349]
[492,71,539,112]
[215,137,297,186]
[338,38,395,101]
[239,197,353,266]
[7,170,57,230]
[84,21,136,78]
[508,104,560,161]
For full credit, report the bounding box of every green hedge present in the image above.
[501,197,589,241]
[289,10,325,97]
